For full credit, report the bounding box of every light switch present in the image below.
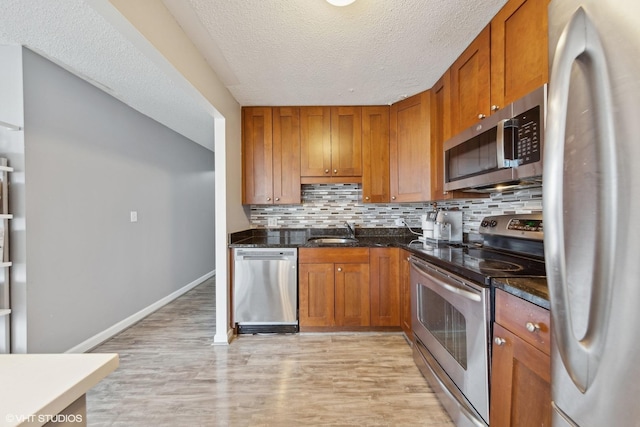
[130,211,138,223]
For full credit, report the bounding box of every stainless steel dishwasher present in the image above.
[233,248,298,334]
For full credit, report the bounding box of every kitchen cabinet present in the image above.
[450,26,491,136]
[242,107,301,205]
[490,0,549,109]
[389,90,431,202]
[300,106,362,181]
[450,0,549,137]
[491,289,551,427]
[430,71,488,201]
[399,249,412,340]
[369,248,400,327]
[362,106,390,203]
[299,248,370,330]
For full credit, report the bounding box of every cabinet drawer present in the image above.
[495,289,550,355]
[299,247,370,264]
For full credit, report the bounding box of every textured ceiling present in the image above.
[0,0,216,150]
[163,0,509,106]
[0,0,509,150]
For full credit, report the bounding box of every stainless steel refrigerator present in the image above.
[545,1,640,425]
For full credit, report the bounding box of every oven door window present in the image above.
[418,286,467,370]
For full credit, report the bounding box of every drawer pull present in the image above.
[494,337,506,346]
[526,322,541,333]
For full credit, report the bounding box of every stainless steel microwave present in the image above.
[444,85,546,192]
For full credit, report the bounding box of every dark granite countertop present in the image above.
[492,277,549,310]
[229,228,549,307]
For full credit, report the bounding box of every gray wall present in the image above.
[14,48,215,353]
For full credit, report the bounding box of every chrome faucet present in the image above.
[344,221,355,238]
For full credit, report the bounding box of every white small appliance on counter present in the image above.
[420,210,463,243]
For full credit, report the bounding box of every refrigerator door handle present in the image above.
[545,7,617,393]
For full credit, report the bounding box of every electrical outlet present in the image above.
[395,218,404,226]
[130,211,138,223]
[267,217,278,227]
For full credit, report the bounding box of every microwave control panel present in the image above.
[514,106,541,165]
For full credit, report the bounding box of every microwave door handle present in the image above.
[410,260,481,302]
[545,7,617,393]
[495,119,510,168]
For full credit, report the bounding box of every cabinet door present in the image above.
[430,71,451,201]
[450,26,491,136]
[389,90,431,202]
[299,263,335,327]
[491,323,551,427]
[334,263,370,327]
[399,250,412,339]
[273,107,301,204]
[491,0,549,109]
[331,106,362,177]
[370,248,400,327]
[362,106,390,203]
[242,107,273,204]
[300,106,332,177]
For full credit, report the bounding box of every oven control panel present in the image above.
[507,218,543,232]
[479,213,544,241]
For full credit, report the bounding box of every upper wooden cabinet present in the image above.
[390,90,431,202]
[490,0,549,109]
[450,0,549,137]
[450,26,492,136]
[242,107,272,205]
[362,106,390,203]
[430,71,451,201]
[300,106,362,180]
[242,107,301,205]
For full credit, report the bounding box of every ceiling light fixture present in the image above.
[326,0,356,6]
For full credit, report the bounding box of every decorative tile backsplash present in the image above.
[250,184,543,235]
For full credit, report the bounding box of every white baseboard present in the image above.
[66,270,215,354]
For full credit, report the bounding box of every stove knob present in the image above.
[481,221,489,228]
[490,220,498,227]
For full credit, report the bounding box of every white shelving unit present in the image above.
[0,156,12,353]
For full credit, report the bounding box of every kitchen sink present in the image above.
[307,237,359,245]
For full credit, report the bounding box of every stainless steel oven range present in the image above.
[409,214,546,427]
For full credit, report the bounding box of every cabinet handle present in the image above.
[391,196,396,200]
[275,197,280,201]
[478,113,487,119]
[491,105,500,112]
[324,169,330,174]
[526,322,541,333]
[494,337,506,346]
[333,169,338,174]
[266,197,271,201]
[337,267,342,272]
[365,196,370,201]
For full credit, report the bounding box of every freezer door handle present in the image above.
[545,7,618,393]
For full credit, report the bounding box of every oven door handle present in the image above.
[411,259,481,302]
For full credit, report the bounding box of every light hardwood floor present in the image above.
[87,277,454,426]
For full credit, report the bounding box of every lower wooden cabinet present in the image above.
[399,249,412,339]
[369,248,400,326]
[299,248,370,330]
[299,247,401,331]
[491,290,551,427]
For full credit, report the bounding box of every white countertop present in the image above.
[0,353,119,427]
